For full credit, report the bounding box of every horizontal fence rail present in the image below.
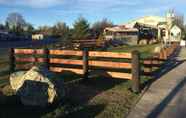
[10,48,141,93]
[49,50,83,56]
[50,67,84,74]
[142,43,178,76]
[50,59,83,65]
[88,61,132,69]
[89,51,132,59]
[9,42,179,93]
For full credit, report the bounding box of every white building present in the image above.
[32,34,44,40]
[170,25,182,42]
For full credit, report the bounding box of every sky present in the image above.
[0,0,185,28]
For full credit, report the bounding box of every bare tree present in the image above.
[91,18,113,38]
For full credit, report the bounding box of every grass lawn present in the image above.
[108,43,161,58]
[0,43,160,118]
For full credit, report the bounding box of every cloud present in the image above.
[77,0,140,8]
[133,0,183,15]
[0,0,140,8]
[136,6,171,14]
[54,0,141,15]
[0,0,64,8]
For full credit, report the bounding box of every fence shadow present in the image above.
[147,76,186,118]
[153,46,182,78]
[63,70,129,117]
[141,47,184,89]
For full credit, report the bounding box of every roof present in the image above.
[135,22,159,29]
[124,16,166,28]
[170,25,181,31]
[105,26,138,32]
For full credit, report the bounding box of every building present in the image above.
[170,25,182,42]
[32,34,44,40]
[104,11,183,45]
[104,25,139,45]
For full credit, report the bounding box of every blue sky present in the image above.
[0,0,185,28]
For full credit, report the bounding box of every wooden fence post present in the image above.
[163,48,167,60]
[9,48,15,73]
[33,49,37,66]
[44,48,49,70]
[83,48,89,79]
[132,50,140,93]
[159,50,163,63]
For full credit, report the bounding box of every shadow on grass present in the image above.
[0,69,131,118]
[65,104,105,118]
[0,93,54,118]
[55,70,132,118]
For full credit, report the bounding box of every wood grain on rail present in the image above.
[49,50,82,56]
[15,57,45,63]
[50,58,83,65]
[14,49,45,54]
[89,51,132,59]
[15,49,34,54]
[89,60,132,69]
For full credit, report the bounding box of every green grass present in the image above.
[42,77,139,118]
[108,43,161,58]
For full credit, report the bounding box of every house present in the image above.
[104,11,184,45]
[32,34,44,40]
[104,16,165,45]
[104,25,139,45]
[170,25,182,42]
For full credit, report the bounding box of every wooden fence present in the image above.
[9,48,140,93]
[9,43,179,93]
[143,43,178,76]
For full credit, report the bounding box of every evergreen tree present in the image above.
[72,17,90,40]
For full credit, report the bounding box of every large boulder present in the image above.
[10,66,65,106]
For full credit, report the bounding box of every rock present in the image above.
[1,85,15,96]
[10,71,26,91]
[17,80,50,106]
[9,66,65,106]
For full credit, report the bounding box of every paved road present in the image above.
[128,47,186,118]
[0,39,58,49]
